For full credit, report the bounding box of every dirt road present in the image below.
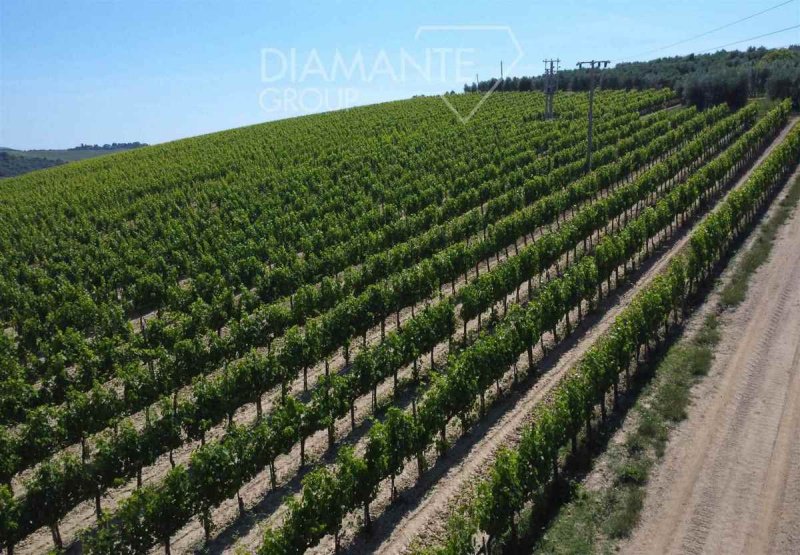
[624,168,800,554]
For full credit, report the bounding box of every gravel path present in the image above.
[624,159,800,555]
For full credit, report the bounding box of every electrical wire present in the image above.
[695,24,800,53]
[616,0,798,63]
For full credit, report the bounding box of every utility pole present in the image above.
[543,58,560,120]
[476,73,479,93]
[500,60,504,90]
[576,59,610,171]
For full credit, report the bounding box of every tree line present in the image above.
[465,46,800,110]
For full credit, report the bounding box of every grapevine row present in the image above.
[1,102,686,483]
[252,102,789,555]
[47,104,753,554]
[424,101,797,555]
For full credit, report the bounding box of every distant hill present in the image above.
[0,142,148,177]
[0,142,148,162]
[0,151,64,177]
[68,141,148,153]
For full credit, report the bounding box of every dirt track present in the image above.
[624,171,800,552]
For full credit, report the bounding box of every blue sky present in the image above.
[1,0,799,149]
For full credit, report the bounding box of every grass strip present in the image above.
[721,173,800,307]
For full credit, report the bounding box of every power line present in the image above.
[695,24,800,53]
[576,60,610,171]
[618,0,798,62]
[638,0,796,57]
[543,59,560,119]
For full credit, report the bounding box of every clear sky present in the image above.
[1,0,798,149]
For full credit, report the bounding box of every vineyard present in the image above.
[0,90,798,555]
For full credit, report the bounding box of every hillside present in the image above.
[1,89,799,555]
